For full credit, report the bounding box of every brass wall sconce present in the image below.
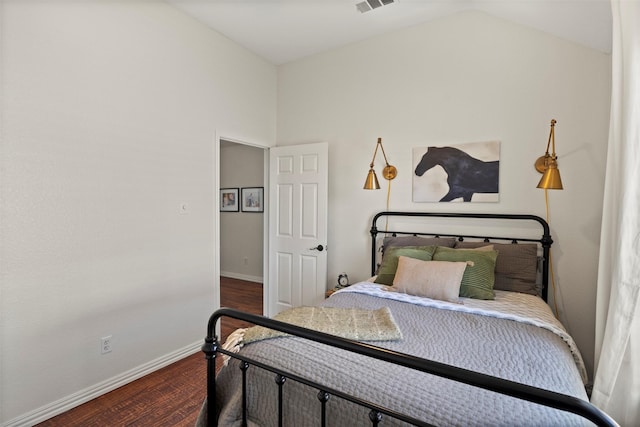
[364,137,397,189]
[535,119,563,190]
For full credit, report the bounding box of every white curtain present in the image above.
[591,1,640,426]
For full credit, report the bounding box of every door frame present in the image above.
[214,132,271,319]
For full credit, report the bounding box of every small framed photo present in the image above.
[220,188,239,212]
[241,187,264,212]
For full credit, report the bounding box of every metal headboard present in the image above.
[370,212,552,301]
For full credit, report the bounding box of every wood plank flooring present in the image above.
[219,277,264,341]
[36,277,263,427]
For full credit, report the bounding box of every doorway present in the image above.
[218,139,268,328]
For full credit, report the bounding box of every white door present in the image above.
[268,142,328,316]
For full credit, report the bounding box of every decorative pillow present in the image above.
[433,246,498,300]
[375,237,456,275]
[382,236,456,251]
[393,257,467,303]
[456,244,494,251]
[454,242,539,296]
[374,246,436,286]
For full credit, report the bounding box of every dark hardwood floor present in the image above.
[36,277,263,427]
[219,277,264,341]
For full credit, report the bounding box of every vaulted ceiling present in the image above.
[167,0,612,65]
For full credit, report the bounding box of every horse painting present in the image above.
[414,145,499,202]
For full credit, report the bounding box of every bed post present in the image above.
[540,226,553,302]
[202,335,219,427]
[370,213,381,276]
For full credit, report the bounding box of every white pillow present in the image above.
[392,256,467,303]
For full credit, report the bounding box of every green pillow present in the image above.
[432,246,498,300]
[374,246,436,286]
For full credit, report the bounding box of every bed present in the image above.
[199,212,616,427]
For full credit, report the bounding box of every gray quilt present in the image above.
[198,291,589,426]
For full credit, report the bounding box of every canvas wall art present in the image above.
[413,141,500,203]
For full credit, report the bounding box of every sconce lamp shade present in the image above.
[364,168,381,190]
[537,157,563,189]
[364,137,397,190]
[535,119,563,190]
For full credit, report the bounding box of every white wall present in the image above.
[277,11,611,379]
[220,142,265,282]
[0,1,276,424]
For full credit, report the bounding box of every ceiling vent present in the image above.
[356,0,395,13]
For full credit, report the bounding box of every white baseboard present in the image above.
[220,271,263,284]
[2,341,202,427]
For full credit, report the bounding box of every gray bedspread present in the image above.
[199,290,590,426]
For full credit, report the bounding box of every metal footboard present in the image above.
[202,308,617,427]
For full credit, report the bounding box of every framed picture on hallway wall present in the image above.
[220,188,239,212]
[241,187,264,212]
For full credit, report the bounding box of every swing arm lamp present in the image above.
[364,137,397,190]
[535,119,563,190]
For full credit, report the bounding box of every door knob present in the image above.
[310,244,325,252]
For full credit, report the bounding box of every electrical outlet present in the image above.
[101,335,112,354]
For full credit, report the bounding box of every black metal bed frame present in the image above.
[202,211,616,427]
